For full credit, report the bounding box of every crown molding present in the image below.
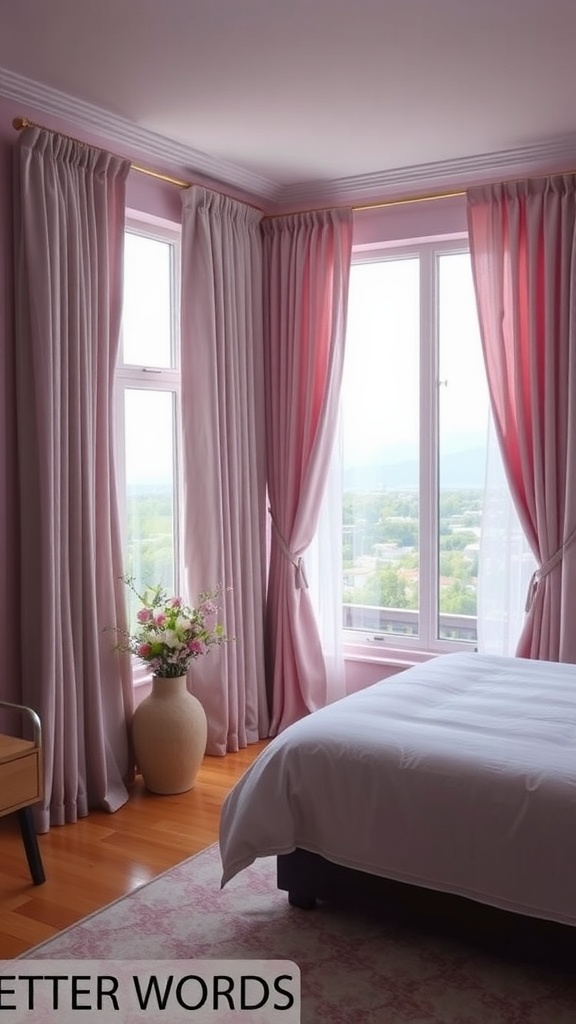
[3,65,576,213]
[278,135,576,209]
[0,66,282,204]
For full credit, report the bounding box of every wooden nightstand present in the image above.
[0,701,45,885]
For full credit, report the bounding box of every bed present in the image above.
[219,651,576,946]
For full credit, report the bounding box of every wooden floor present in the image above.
[0,741,268,960]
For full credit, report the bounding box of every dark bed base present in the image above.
[277,848,576,969]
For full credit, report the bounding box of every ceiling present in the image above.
[1,0,576,204]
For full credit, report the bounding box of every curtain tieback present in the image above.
[525,524,576,612]
[268,509,309,589]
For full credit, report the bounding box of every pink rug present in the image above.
[21,844,576,1023]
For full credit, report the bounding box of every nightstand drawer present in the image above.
[0,747,42,815]
[0,710,45,885]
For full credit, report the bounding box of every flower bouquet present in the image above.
[115,577,229,678]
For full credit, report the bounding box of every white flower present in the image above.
[162,629,181,648]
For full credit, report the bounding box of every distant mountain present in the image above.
[344,448,487,490]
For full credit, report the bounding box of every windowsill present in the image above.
[344,638,437,666]
[344,649,431,669]
[343,636,474,670]
[131,663,153,690]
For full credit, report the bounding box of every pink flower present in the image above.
[168,597,183,608]
[201,599,217,616]
[153,612,167,627]
[188,639,205,655]
[137,642,152,658]
[136,608,153,623]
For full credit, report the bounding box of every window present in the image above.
[116,219,181,625]
[342,240,489,653]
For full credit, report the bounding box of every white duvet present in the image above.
[220,652,576,925]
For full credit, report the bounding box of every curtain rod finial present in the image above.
[13,117,31,131]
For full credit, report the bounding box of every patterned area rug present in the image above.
[22,844,576,1023]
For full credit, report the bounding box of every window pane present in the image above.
[438,253,489,642]
[343,258,420,638]
[124,389,176,622]
[123,232,173,367]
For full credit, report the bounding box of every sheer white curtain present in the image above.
[477,416,537,656]
[13,126,133,830]
[306,416,346,698]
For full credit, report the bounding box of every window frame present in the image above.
[115,214,183,603]
[342,233,484,662]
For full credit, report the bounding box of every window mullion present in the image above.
[114,380,128,561]
[173,377,183,598]
[419,247,439,648]
[171,233,181,372]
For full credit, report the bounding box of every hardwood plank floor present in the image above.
[0,741,268,959]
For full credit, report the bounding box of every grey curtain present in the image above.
[14,127,133,830]
[180,185,269,753]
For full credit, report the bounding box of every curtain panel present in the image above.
[13,127,133,830]
[180,186,269,754]
[262,208,353,734]
[468,176,576,663]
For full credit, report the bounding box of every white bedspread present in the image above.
[220,652,576,925]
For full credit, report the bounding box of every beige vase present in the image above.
[131,675,208,795]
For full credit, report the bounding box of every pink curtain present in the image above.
[467,176,576,662]
[13,127,133,830]
[180,186,269,754]
[262,209,353,733]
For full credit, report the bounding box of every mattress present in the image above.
[219,652,576,925]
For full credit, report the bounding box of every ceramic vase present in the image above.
[131,675,208,794]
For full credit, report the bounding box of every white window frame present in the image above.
[115,213,183,600]
[343,234,484,662]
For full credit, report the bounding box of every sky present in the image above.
[123,231,172,368]
[122,232,177,487]
[342,250,490,470]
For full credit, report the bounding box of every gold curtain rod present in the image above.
[354,189,466,212]
[13,117,190,188]
[12,116,266,213]
[12,115,466,215]
[353,165,576,212]
[12,116,576,216]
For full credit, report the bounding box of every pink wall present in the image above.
[353,193,467,248]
